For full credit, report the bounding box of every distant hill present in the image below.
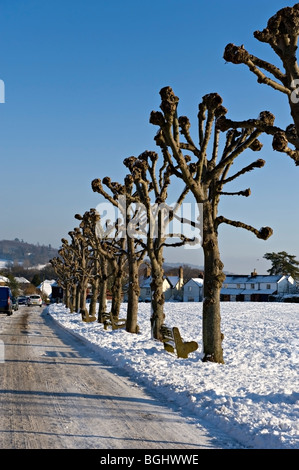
[0,239,58,267]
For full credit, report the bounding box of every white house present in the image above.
[139,275,173,302]
[166,266,184,301]
[15,276,30,285]
[38,279,57,298]
[0,275,9,286]
[183,278,204,302]
[221,270,297,302]
[138,266,185,302]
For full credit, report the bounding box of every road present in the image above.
[0,306,226,450]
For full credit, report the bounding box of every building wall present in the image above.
[222,275,297,301]
[183,280,203,302]
[277,277,296,294]
[139,278,172,301]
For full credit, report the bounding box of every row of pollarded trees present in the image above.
[52,4,299,364]
[51,88,273,365]
[50,209,127,325]
[51,155,198,336]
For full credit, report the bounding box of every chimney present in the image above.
[251,269,257,277]
[144,266,151,278]
[179,266,183,281]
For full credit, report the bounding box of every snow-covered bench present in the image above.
[81,309,96,323]
[160,324,198,359]
[102,312,126,331]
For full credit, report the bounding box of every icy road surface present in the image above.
[0,307,231,449]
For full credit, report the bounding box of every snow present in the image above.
[38,279,56,297]
[0,259,9,269]
[186,278,204,287]
[15,276,30,284]
[47,301,299,449]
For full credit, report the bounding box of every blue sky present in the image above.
[0,0,298,274]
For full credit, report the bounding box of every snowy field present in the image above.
[47,301,299,449]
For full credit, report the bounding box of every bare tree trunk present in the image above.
[88,257,100,317]
[80,278,89,318]
[75,284,80,313]
[149,250,165,341]
[126,243,140,333]
[70,284,76,313]
[98,260,108,322]
[288,94,299,141]
[110,270,123,320]
[89,277,99,317]
[64,281,71,309]
[202,202,225,363]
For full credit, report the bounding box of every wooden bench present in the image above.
[81,309,97,323]
[102,312,126,330]
[160,324,198,359]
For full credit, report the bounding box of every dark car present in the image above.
[17,295,28,306]
[12,297,19,311]
[0,286,13,315]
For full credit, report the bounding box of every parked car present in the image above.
[17,295,28,306]
[0,286,13,315]
[12,296,19,311]
[27,294,42,307]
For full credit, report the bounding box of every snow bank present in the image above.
[47,301,299,449]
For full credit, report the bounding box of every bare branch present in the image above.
[219,188,251,197]
[216,215,273,239]
[223,43,289,93]
[220,159,265,184]
[159,235,199,249]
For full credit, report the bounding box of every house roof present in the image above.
[221,287,277,295]
[167,276,180,288]
[139,276,172,288]
[139,277,151,288]
[221,288,244,295]
[242,289,277,295]
[38,279,57,296]
[184,278,204,287]
[224,274,283,284]
[15,276,30,284]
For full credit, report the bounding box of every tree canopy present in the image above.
[263,251,299,278]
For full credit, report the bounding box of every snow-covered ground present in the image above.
[47,301,298,449]
[0,259,9,269]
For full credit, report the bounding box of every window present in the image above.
[267,284,271,289]
[188,286,192,292]
[146,288,151,295]
[251,283,255,289]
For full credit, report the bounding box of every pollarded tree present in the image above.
[123,151,197,341]
[150,87,273,363]
[75,208,128,323]
[66,227,95,320]
[50,255,71,309]
[82,209,127,322]
[52,240,79,312]
[91,175,147,333]
[263,251,299,278]
[223,3,299,165]
[74,210,111,321]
